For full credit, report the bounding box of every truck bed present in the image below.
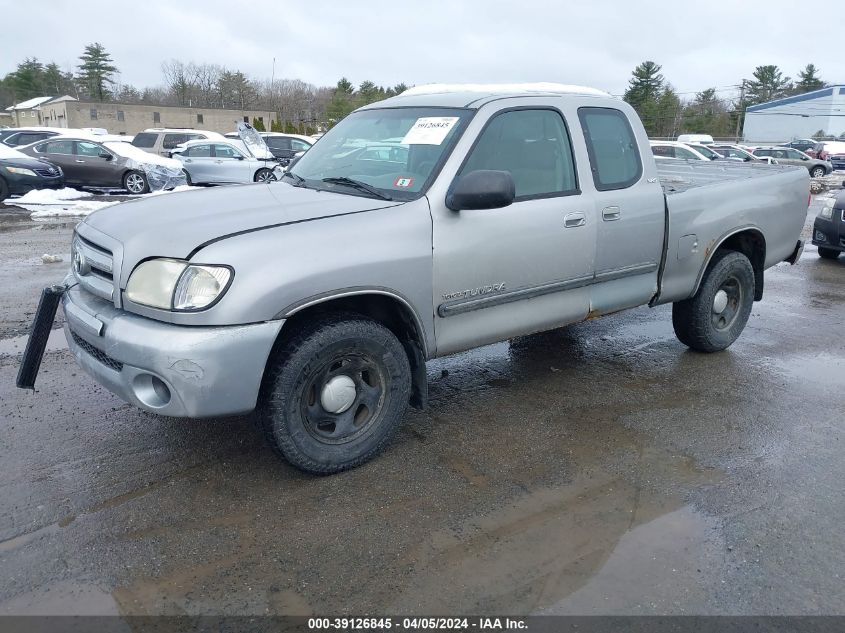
[655,159,809,305]
[657,160,801,195]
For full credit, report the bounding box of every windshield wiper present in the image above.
[282,171,306,186]
[321,176,392,200]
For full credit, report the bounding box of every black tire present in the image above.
[810,166,826,178]
[0,177,9,203]
[672,250,755,353]
[123,170,149,194]
[818,247,841,260]
[182,169,192,186]
[254,168,275,183]
[258,313,411,474]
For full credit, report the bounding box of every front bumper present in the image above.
[63,284,284,418]
[7,173,64,196]
[812,212,845,253]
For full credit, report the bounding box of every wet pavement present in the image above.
[0,198,844,616]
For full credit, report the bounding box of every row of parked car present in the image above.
[649,139,836,178]
[0,125,317,202]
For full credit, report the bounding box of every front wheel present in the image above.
[818,247,841,260]
[810,166,826,178]
[258,314,411,474]
[672,251,755,352]
[123,170,149,194]
[254,168,276,182]
[0,177,9,202]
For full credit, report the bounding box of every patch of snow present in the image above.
[16,187,92,204]
[145,185,200,197]
[27,200,120,218]
[401,83,610,97]
[0,145,31,160]
[102,142,182,169]
[41,254,64,264]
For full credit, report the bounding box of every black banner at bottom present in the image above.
[1,616,845,633]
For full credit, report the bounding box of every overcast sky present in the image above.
[1,0,842,99]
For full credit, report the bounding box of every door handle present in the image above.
[602,206,621,221]
[184,159,192,163]
[75,160,85,163]
[564,212,586,228]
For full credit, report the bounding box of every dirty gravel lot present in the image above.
[0,195,844,617]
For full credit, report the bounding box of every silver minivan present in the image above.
[131,128,226,157]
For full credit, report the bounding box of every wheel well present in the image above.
[276,294,428,409]
[713,229,766,300]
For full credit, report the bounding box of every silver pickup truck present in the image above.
[18,84,808,474]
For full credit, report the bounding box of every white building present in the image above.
[4,95,77,127]
[742,85,845,142]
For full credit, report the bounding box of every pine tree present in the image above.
[794,64,825,95]
[623,61,665,135]
[9,58,46,101]
[252,117,266,131]
[744,65,791,105]
[326,77,357,125]
[77,43,118,101]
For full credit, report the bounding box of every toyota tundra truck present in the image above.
[18,83,809,474]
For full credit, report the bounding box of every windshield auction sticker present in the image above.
[401,117,460,145]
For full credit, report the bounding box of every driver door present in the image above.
[212,143,252,183]
[431,107,595,355]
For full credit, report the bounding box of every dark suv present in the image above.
[812,191,845,260]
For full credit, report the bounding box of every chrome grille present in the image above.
[34,166,60,178]
[72,235,115,302]
[70,331,123,372]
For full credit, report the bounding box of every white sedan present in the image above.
[170,139,281,185]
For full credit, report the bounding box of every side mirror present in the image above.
[99,152,112,160]
[446,170,515,211]
[235,155,245,161]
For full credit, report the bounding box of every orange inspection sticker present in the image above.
[394,177,414,188]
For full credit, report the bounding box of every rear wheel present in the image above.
[123,170,149,194]
[254,168,275,182]
[0,177,9,202]
[818,247,841,260]
[258,314,411,474]
[672,250,755,352]
[810,166,826,178]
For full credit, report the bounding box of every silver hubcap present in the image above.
[126,174,144,192]
[320,375,357,414]
[712,289,728,314]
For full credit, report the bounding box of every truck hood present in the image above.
[82,182,401,280]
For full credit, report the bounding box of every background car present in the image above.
[811,141,845,171]
[710,144,775,164]
[171,138,280,184]
[0,144,63,202]
[749,146,832,177]
[224,132,314,164]
[0,127,64,147]
[677,133,714,145]
[649,141,712,160]
[781,138,818,154]
[20,136,182,193]
[131,128,226,157]
[686,143,727,160]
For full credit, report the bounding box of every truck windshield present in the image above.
[287,107,472,200]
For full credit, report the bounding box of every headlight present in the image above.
[6,166,37,177]
[125,259,232,311]
[819,198,835,219]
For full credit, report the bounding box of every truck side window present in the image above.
[458,109,578,199]
[578,107,642,191]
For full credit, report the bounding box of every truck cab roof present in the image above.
[362,83,614,109]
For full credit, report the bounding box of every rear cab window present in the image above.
[578,107,642,191]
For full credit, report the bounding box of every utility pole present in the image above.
[734,80,746,143]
